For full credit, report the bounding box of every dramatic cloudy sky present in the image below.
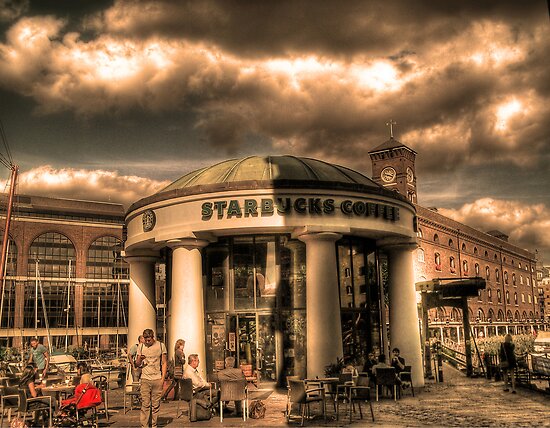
[0,0,549,262]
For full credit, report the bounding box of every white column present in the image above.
[168,239,209,377]
[125,253,159,352]
[299,232,343,378]
[385,243,425,387]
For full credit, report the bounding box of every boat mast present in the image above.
[0,165,17,297]
[65,259,72,352]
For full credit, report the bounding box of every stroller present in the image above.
[53,382,103,427]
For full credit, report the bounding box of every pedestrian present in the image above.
[162,338,185,401]
[129,335,145,382]
[28,337,49,379]
[499,333,517,393]
[135,329,167,428]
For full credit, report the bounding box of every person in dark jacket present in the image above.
[499,333,517,393]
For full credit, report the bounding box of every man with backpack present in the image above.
[135,329,167,428]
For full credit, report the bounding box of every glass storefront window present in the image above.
[204,245,229,311]
[280,237,306,308]
[337,237,380,364]
[281,310,307,379]
[233,237,255,310]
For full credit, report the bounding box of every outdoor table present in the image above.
[42,384,75,410]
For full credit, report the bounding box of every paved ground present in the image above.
[95,364,549,427]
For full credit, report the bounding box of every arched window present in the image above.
[461,243,466,252]
[503,257,506,264]
[477,308,485,322]
[488,309,494,321]
[435,253,441,271]
[497,289,501,303]
[26,232,76,329]
[512,273,516,286]
[433,234,439,244]
[436,307,446,321]
[506,291,510,304]
[497,310,504,321]
[448,239,454,247]
[526,278,530,286]
[450,256,456,272]
[528,294,532,304]
[514,292,518,305]
[474,247,478,255]
[417,248,425,263]
[507,310,513,321]
[485,266,490,280]
[518,262,522,269]
[514,311,520,321]
[521,293,525,303]
[495,269,500,282]
[462,260,469,275]
[485,250,489,258]
[417,228,423,239]
[520,275,523,285]
[494,254,498,261]
[451,308,461,321]
[487,288,492,301]
[475,263,480,276]
[85,236,129,329]
[504,271,508,284]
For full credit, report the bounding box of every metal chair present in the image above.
[176,378,194,420]
[219,378,248,422]
[17,388,52,427]
[92,375,110,421]
[123,381,141,414]
[399,365,415,397]
[327,372,353,412]
[374,367,399,401]
[0,385,20,427]
[287,379,326,426]
[346,374,375,422]
[285,375,300,419]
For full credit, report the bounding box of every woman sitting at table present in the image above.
[19,364,50,425]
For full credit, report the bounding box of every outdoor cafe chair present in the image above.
[327,372,353,412]
[92,375,109,421]
[176,378,194,420]
[287,379,326,426]
[123,381,141,414]
[399,365,415,397]
[219,378,248,422]
[341,374,374,422]
[374,367,399,401]
[17,388,52,427]
[0,385,19,427]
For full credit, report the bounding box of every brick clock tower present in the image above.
[369,120,417,204]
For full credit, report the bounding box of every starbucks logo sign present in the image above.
[142,210,156,232]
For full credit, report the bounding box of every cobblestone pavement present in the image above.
[97,364,549,427]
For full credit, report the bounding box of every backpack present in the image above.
[249,400,266,419]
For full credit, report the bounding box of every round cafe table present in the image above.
[42,384,75,410]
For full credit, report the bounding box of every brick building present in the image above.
[369,137,543,341]
[0,194,129,350]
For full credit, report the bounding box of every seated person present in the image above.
[72,362,91,385]
[216,356,245,415]
[390,348,406,374]
[19,364,49,424]
[363,352,378,373]
[184,354,218,405]
[59,374,102,414]
[371,354,390,377]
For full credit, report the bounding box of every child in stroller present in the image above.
[53,374,103,427]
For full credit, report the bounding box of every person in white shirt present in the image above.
[135,329,167,428]
[184,354,217,404]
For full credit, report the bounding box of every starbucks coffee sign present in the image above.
[201,197,400,222]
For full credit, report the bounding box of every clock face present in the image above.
[381,167,396,183]
[406,167,414,183]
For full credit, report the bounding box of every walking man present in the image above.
[135,329,167,428]
[28,337,49,379]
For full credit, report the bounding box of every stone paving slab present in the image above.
[95,364,549,427]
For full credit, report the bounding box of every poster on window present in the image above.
[228,332,236,351]
[212,325,224,349]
